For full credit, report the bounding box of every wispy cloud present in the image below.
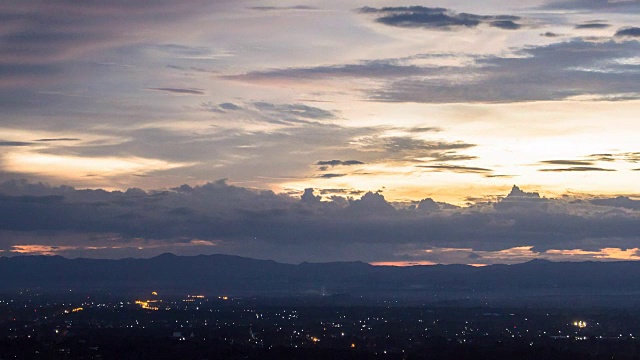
[226,39,640,103]
[417,164,493,173]
[146,87,205,95]
[539,166,616,172]
[316,160,365,166]
[317,173,346,178]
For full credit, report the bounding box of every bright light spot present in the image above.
[573,321,587,328]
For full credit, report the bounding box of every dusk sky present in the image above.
[0,0,639,264]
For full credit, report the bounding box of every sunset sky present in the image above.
[0,0,638,264]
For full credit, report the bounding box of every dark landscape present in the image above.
[3,254,640,307]
[4,256,640,359]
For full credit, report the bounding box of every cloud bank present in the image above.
[0,180,638,264]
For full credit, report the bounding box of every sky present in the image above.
[0,0,639,264]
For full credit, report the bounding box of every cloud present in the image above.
[0,180,638,263]
[539,166,616,172]
[200,101,338,126]
[154,44,231,61]
[373,40,640,103]
[575,22,610,29]
[316,160,365,167]
[535,153,639,172]
[318,188,365,196]
[540,160,595,166]
[545,0,640,11]
[587,152,640,163]
[249,6,319,11]
[407,126,442,133]
[226,40,640,103]
[615,26,640,37]
[33,138,81,142]
[219,102,241,110]
[224,60,435,82]
[417,164,493,173]
[146,87,205,95]
[0,141,32,147]
[0,1,224,91]
[358,6,524,30]
[591,196,640,210]
[253,102,335,120]
[317,173,346,179]
[361,136,475,154]
[343,135,479,168]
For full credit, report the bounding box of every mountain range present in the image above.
[2,254,640,306]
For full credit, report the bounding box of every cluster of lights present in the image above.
[135,300,159,311]
[573,321,587,328]
[63,307,84,314]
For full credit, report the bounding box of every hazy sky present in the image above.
[0,0,638,263]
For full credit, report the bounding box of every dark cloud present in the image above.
[490,20,522,30]
[318,188,365,196]
[381,137,474,153]
[0,180,638,262]
[540,160,595,166]
[587,152,640,163]
[146,87,205,95]
[300,188,321,204]
[33,138,81,142]
[485,174,516,178]
[416,198,441,212]
[417,164,493,173]
[253,102,335,120]
[317,173,346,179]
[505,185,541,199]
[591,196,640,210]
[541,32,562,37]
[575,22,610,29]
[539,166,616,172]
[407,126,442,133]
[0,141,32,147]
[219,102,241,110]
[316,160,365,167]
[427,153,478,162]
[615,27,640,37]
[373,40,640,103]
[358,6,524,30]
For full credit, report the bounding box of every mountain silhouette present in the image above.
[2,254,640,306]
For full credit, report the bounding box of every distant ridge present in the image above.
[2,254,640,306]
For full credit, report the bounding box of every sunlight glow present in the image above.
[3,151,193,179]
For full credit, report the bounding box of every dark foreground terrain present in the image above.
[2,290,640,359]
